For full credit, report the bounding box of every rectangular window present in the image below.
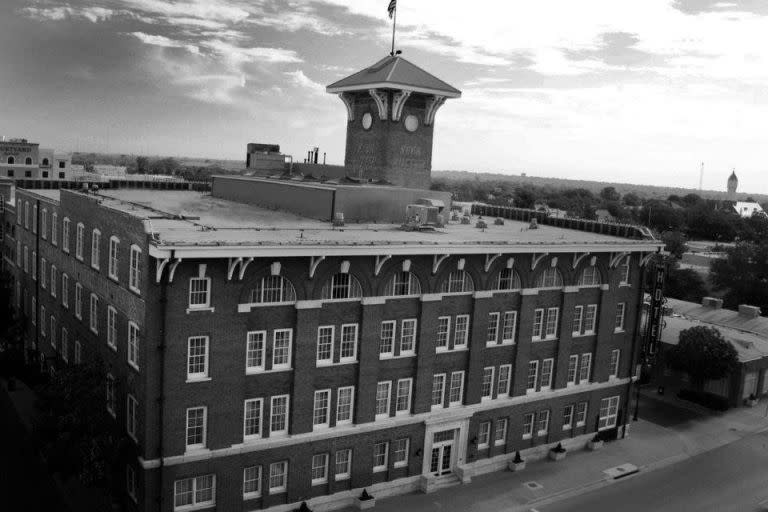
[41,209,47,239]
[268,462,287,494]
[393,438,409,468]
[316,325,334,365]
[23,246,28,273]
[335,449,352,480]
[395,378,412,415]
[127,465,136,502]
[375,381,391,419]
[497,364,512,397]
[567,354,579,385]
[448,371,464,405]
[540,358,554,390]
[545,307,559,338]
[270,395,289,435]
[272,329,292,370]
[51,213,58,246]
[501,311,517,343]
[486,312,499,345]
[31,297,36,325]
[89,294,99,333]
[41,258,46,289]
[108,237,119,280]
[399,319,417,355]
[32,251,37,280]
[336,386,354,425]
[532,308,544,340]
[186,407,207,450]
[526,360,539,392]
[431,373,446,409]
[339,323,358,362]
[436,316,450,350]
[187,336,209,380]
[126,394,138,440]
[75,223,84,260]
[55,323,65,355]
[50,316,56,348]
[572,305,583,335]
[576,401,588,427]
[40,306,46,336]
[563,405,574,430]
[129,246,141,293]
[373,442,389,472]
[174,475,215,510]
[188,277,210,308]
[619,256,630,284]
[615,303,626,332]
[50,265,57,297]
[481,367,494,400]
[107,306,117,349]
[75,283,82,319]
[494,418,508,446]
[313,389,331,429]
[584,304,598,334]
[62,218,70,253]
[579,353,592,383]
[74,340,81,364]
[379,320,395,357]
[478,421,491,449]
[243,399,263,440]
[609,349,620,378]
[522,413,534,439]
[127,322,139,370]
[106,374,116,416]
[536,410,550,436]
[246,331,265,373]
[61,274,68,308]
[311,453,329,485]
[91,229,101,270]
[454,315,470,348]
[599,396,620,430]
[243,466,261,499]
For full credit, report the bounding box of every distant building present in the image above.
[727,170,738,202]
[732,201,765,219]
[0,138,71,180]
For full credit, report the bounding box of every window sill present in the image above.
[184,447,210,455]
[494,441,505,447]
[372,467,387,473]
[335,474,350,481]
[109,275,118,283]
[522,434,532,440]
[173,502,216,512]
[128,361,140,373]
[107,343,117,353]
[311,479,328,486]
[243,492,262,500]
[245,367,292,375]
[614,329,625,334]
[187,306,215,314]
[186,377,212,384]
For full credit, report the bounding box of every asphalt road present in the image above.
[541,429,768,512]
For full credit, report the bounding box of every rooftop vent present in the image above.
[401,204,440,231]
[529,217,539,230]
[738,305,761,319]
[733,338,755,350]
[332,212,345,227]
[701,297,724,309]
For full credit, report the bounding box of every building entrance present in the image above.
[429,429,455,476]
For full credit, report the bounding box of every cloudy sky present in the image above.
[2,0,767,193]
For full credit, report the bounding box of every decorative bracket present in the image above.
[639,253,655,267]
[484,253,502,273]
[531,253,549,271]
[155,258,169,283]
[572,252,590,269]
[368,89,389,120]
[433,254,450,275]
[424,95,447,126]
[375,254,392,276]
[227,257,243,281]
[168,258,182,283]
[338,93,355,121]
[391,91,411,121]
[610,252,629,268]
[238,257,255,281]
[309,256,326,279]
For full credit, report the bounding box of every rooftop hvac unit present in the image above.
[401,204,440,231]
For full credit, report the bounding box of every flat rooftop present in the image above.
[24,188,661,254]
[662,315,768,363]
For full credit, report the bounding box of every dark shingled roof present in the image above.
[326,55,461,98]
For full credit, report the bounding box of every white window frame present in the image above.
[245,331,266,373]
[372,441,389,472]
[567,354,579,386]
[187,336,210,381]
[269,395,290,436]
[32,250,37,280]
[619,256,630,285]
[572,305,584,336]
[89,293,99,334]
[336,386,354,425]
[494,418,508,446]
[243,398,263,441]
[271,329,292,371]
[481,366,494,401]
[313,389,331,430]
[40,257,46,289]
[311,453,329,486]
[185,406,207,451]
[583,304,598,335]
[268,461,288,493]
[615,302,626,332]
[335,449,352,480]
[75,222,85,260]
[395,378,412,416]
[579,353,592,383]
[108,236,119,281]
[61,273,69,308]
[478,421,491,449]
[62,218,70,253]
[316,325,334,366]
[339,323,358,363]
[536,409,550,436]
[127,322,140,371]
[563,405,574,431]
[107,306,118,350]
[526,360,539,393]
[454,314,470,349]
[393,438,409,468]
[497,364,512,398]
[599,396,620,431]
[188,277,211,310]
[540,358,554,390]
[576,401,588,427]
[51,213,58,246]
[50,265,57,297]
[91,229,101,270]
[609,349,620,379]
[436,316,451,351]
[126,394,138,441]
[243,466,262,499]
[544,307,559,339]
[431,373,446,410]
[173,475,216,510]
[129,245,141,294]
[399,318,417,356]
[522,413,534,439]
[41,208,47,240]
[486,312,500,346]
[75,283,82,319]
[501,311,517,344]
[375,381,392,419]
[532,308,544,340]
[448,371,465,406]
[379,320,396,358]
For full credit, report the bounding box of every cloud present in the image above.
[201,39,303,64]
[128,32,200,54]
[120,0,251,23]
[284,70,323,95]
[22,5,117,22]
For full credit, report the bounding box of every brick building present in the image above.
[0,138,72,180]
[0,55,663,512]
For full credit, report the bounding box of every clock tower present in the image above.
[326,55,461,189]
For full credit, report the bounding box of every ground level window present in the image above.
[173,474,215,510]
[598,396,620,430]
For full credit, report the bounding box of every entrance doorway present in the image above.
[430,429,455,476]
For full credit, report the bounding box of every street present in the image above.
[541,425,768,512]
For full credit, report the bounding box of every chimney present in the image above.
[701,297,723,309]
[738,304,761,319]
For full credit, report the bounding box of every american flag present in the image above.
[388,0,397,18]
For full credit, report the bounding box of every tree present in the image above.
[661,230,688,259]
[710,242,768,313]
[135,156,149,174]
[686,204,739,242]
[640,200,685,231]
[623,192,641,207]
[514,184,538,209]
[664,265,706,303]
[600,186,620,202]
[666,326,738,391]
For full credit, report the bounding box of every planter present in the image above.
[587,440,604,451]
[508,460,526,472]
[356,498,376,510]
[548,450,566,461]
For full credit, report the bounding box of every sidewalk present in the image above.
[356,396,768,512]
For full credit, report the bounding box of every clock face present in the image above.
[404,114,419,132]
[362,112,373,130]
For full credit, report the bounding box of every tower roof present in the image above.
[326,55,461,98]
[729,170,738,182]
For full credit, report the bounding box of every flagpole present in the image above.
[391,5,397,55]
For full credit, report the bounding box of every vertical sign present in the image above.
[645,263,666,356]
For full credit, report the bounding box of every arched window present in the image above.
[42,158,49,166]
[618,256,630,285]
[321,273,363,300]
[440,270,475,294]
[251,275,297,303]
[578,266,601,286]
[383,271,421,296]
[535,267,563,288]
[495,268,521,291]
[25,157,32,165]
[7,156,14,164]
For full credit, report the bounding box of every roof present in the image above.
[661,315,768,363]
[32,188,658,257]
[666,297,768,339]
[326,55,461,98]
